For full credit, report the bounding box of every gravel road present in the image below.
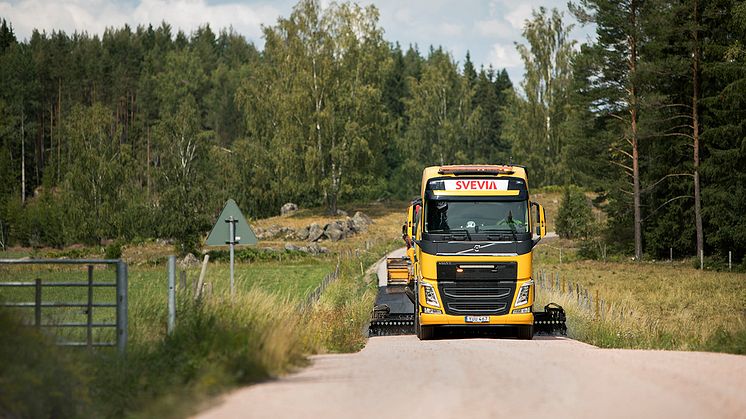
[197,335,746,419]
[196,249,746,419]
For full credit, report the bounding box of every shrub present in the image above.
[105,241,123,259]
[556,185,593,240]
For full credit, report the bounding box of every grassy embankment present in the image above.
[0,201,406,418]
[533,231,746,353]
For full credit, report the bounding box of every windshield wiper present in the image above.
[429,229,472,241]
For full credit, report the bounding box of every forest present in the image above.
[0,0,744,265]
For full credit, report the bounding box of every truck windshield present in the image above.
[424,200,529,234]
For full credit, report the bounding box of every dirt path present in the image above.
[196,249,746,419]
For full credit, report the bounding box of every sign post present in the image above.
[226,216,237,295]
[206,200,257,296]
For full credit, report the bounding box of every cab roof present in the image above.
[421,165,528,196]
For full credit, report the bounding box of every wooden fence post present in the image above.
[595,290,599,318]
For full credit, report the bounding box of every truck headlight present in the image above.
[423,307,442,314]
[514,280,533,307]
[421,283,440,307]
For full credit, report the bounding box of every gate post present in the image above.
[116,261,128,354]
[167,255,176,336]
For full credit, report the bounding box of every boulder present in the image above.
[336,209,348,216]
[295,226,310,241]
[307,242,329,255]
[284,242,301,252]
[352,211,372,231]
[307,223,325,242]
[280,202,298,216]
[324,222,345,241]
[279,226,295,239]
[343,216,356,234]
[179,253,199,268]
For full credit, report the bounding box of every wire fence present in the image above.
[535,269,637,324]
[302,262,340,309]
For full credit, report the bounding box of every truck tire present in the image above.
[517,325,534,340]
[417,325,434,340]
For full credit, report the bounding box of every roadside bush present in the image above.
[0,310,91,418]
[556,186,593,240]
[105,240,123,259]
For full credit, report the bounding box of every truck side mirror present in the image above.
[531,202,546,238]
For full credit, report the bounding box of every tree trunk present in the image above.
[21,108,25,203]
[692,0,704,263]
[630,0,643,261]
[147,125,151,197]
[58,79,61,183]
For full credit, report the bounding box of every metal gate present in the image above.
[0,259,128,353]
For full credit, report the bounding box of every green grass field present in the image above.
[0,258,333,346]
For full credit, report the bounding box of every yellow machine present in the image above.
[385,200,421,287]
[410,165,546,340]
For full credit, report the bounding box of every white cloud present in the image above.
[0,0,281,41]
[487,42,522,69]
[504,3,534,30]
[474,19,513,38]
[440,22,463,37]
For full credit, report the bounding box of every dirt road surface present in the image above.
[197,250,746,419]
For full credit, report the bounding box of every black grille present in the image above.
[438,281,515,316]
[437,262,517,281]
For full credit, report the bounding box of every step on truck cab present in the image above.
[412,165,546,340]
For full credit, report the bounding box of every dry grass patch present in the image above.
[535,256,746,353]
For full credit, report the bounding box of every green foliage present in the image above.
[207,247,312,263]
[502,7,576,186]
[105,241,123,260]
[0,310,91,418]
[556,186,593,239]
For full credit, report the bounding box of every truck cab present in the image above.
[412,165,546,340]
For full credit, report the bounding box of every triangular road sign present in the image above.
[206,199,258,246]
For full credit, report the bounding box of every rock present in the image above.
[308,223,325,242]
[280,203,298,216]
[179,253,199,268]
[352,211,372,231]
[343,217,356,234]
[324,222,345,241]
[284,242,301,252]
[279,226,295,239]
[307,242,329,255]
[336,209,348,216]
[295,226,310,241]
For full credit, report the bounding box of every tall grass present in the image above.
[1,201,408,417]
[535,248,746,354]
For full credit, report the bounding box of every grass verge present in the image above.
[0,202,406,418]
[535,244,746,354]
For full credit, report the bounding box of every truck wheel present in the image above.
[517,325,534,340]
[418,325,434,340]
[414,304,421,336]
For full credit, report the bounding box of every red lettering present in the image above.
[455,180,464,190]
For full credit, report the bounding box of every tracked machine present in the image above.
[368,201,421,336]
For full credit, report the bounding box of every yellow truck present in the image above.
[410,164,547,340]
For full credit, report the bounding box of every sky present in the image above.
[0,0,595,85]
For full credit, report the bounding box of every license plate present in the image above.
[465,316,490,323]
